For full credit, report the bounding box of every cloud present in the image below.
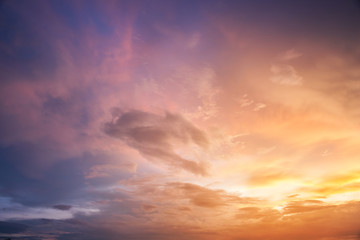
[282,200,335,214]
[236,207,281,221]
[141,204,157,212]
[1,1,360,240]
[0,221,28,234]
[195,68,220,120]
[53,205,72,211]
[85,162,137,179]
[0,144,102,207]
[187,32,201,48]
[302,170,360,197]
[21,194,360,240]
[280,49,303,60]
[104,109,209,175]
[236,94,266,112]
[247,170,294,187]
[168,182,253,208]
[270,64,303,86]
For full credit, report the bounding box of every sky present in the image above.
[1,0,360,239]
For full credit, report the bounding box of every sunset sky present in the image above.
[1,0,360,239]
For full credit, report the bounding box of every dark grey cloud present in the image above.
[0,144,84,206]
[52,204,72,211]
[104,109,209,176]
[0,221,28,234]
[0,143,112,207]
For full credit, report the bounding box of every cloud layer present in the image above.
[1,0,360,239]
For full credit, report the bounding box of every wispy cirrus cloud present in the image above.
[270,64,303,86]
